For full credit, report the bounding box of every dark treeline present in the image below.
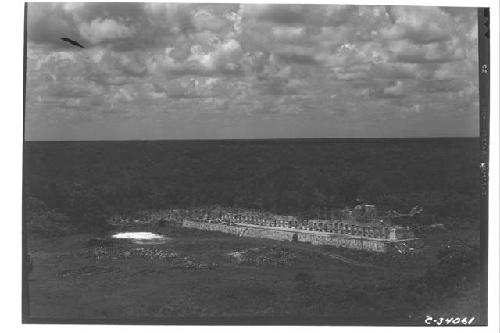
[23,138,480,233]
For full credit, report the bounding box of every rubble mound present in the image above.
[228,247,296,266]
[122,247,179,260]
[90,246,218,269]
[91,247,179,261]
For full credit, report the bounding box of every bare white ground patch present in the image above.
[112,232,168,245]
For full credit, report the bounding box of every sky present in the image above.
[25,3,479,140]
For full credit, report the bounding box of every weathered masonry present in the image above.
[181,220,416,253]
[218,212,415,241]
[109,204,420,253]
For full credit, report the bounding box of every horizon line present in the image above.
[24,136,480,143]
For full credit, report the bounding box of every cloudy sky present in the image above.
[26,3,479,140]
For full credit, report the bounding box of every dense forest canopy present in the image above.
[23,138,480,231]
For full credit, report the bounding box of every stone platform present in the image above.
[182,220,419,253]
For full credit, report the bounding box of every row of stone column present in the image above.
[218,214,390,239]
[299,222,390,239]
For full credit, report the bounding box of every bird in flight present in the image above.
[61,37,85,48]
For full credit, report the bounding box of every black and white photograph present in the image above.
[20,1,494,327]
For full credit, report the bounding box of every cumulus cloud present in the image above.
[272,27,305,41]
[382,80,406,98]
[391,40,466,63]
[79,18,136,44]
[277,52,320,65]
[382,6,453,44]
[25,3,479,140]
[193,9,229,32]
[241,4,356,27]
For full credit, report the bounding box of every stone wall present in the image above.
[182,220,398,253]
[221,212,414,240]
[108,208,416,249]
